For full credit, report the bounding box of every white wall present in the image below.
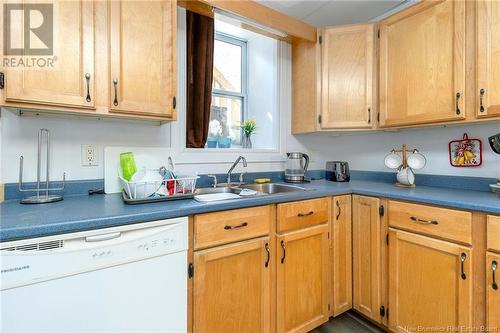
[289,123,500,179]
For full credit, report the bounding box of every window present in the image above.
[209,33,247,148]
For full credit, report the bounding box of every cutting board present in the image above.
[104,147,175,194]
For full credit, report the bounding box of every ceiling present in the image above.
[257,0,411,27]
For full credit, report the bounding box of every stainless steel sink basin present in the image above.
[238,183,308,194]
[194,187,242,195]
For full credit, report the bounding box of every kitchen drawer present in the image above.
[277,197,329,233]
[194,206,272,250]
[487,215,500,253]
[388,200,472,245]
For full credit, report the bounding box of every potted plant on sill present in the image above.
[241,118,257,149]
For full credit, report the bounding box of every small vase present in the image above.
[242,133,252,149]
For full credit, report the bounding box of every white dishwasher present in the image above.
[1,217,188,333]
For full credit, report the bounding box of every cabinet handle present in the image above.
[480,89,486,113]
[410,216,438,225]
[264,243,270,268]
[336,201,341,220]
[85,73,91,102]
[224,222,248,230]
[113,79,119,106]
[280,240,286,264]
[297,211,314,217]
[456,92,461,115]
[368,108,371,124]
[492,260,498,290]
[460,252,467,280]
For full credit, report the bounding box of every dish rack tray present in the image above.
[120,173,199,204]
[122,191,195,204]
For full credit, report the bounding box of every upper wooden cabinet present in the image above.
[477,0,500,118]
[320,24,376,129]
[379,0,466,127]
[109,0,176,118]
[388,229,472,332]
[5,1,95,109]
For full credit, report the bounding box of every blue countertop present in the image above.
[1,179,499,242]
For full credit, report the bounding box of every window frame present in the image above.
[211,32,248,146]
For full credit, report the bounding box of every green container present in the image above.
[120,152,137,181]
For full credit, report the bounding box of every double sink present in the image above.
[195,183,310,202]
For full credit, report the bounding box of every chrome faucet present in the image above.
[227,156,247,184]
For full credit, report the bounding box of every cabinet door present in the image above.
[277,224,329,333]
[109,0,176,118]
[487,252,500,331]
[477,0,500,118]
[331,195,352,316]
[352,195,382,322]
[379,0,466,127]
[193,237,271,333]
[5,1,95,108]
[389,229,472,332]
[321,24,375,129]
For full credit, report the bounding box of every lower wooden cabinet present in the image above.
[487,252,500,331]
[276,224,330,333]
[193,237,272,333]
[331,195,353,316]
[388,229,472,332]
[352,195,383,322]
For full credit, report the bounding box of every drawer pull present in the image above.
[460,253,467,280]
[264,243,270,268]
[224,222,248,230]
[492,260,498,290]
[280,240,286,264]
[336,201,341,220]
[298,211,314,217]
[410,216,438,225]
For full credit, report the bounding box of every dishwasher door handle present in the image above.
[85,232,122,242]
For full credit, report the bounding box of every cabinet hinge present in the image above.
[173,96,177,109]
[0,72,4,89]
[377,111,380,123]
[386,233,389,246]
[380,305,386,317]
[328,304,331,311]
[377,29,380,39]
[319,35,322,44]
[327,232,330,239]
[188,263,194,278]
[318,114,322,124]
[379,205,384,217]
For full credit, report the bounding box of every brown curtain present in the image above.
[186,10,214,148]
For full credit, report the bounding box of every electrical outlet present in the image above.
[81,144,98,166]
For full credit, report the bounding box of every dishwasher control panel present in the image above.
[1,219,188,290]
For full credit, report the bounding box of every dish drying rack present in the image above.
[120,163,199,204]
